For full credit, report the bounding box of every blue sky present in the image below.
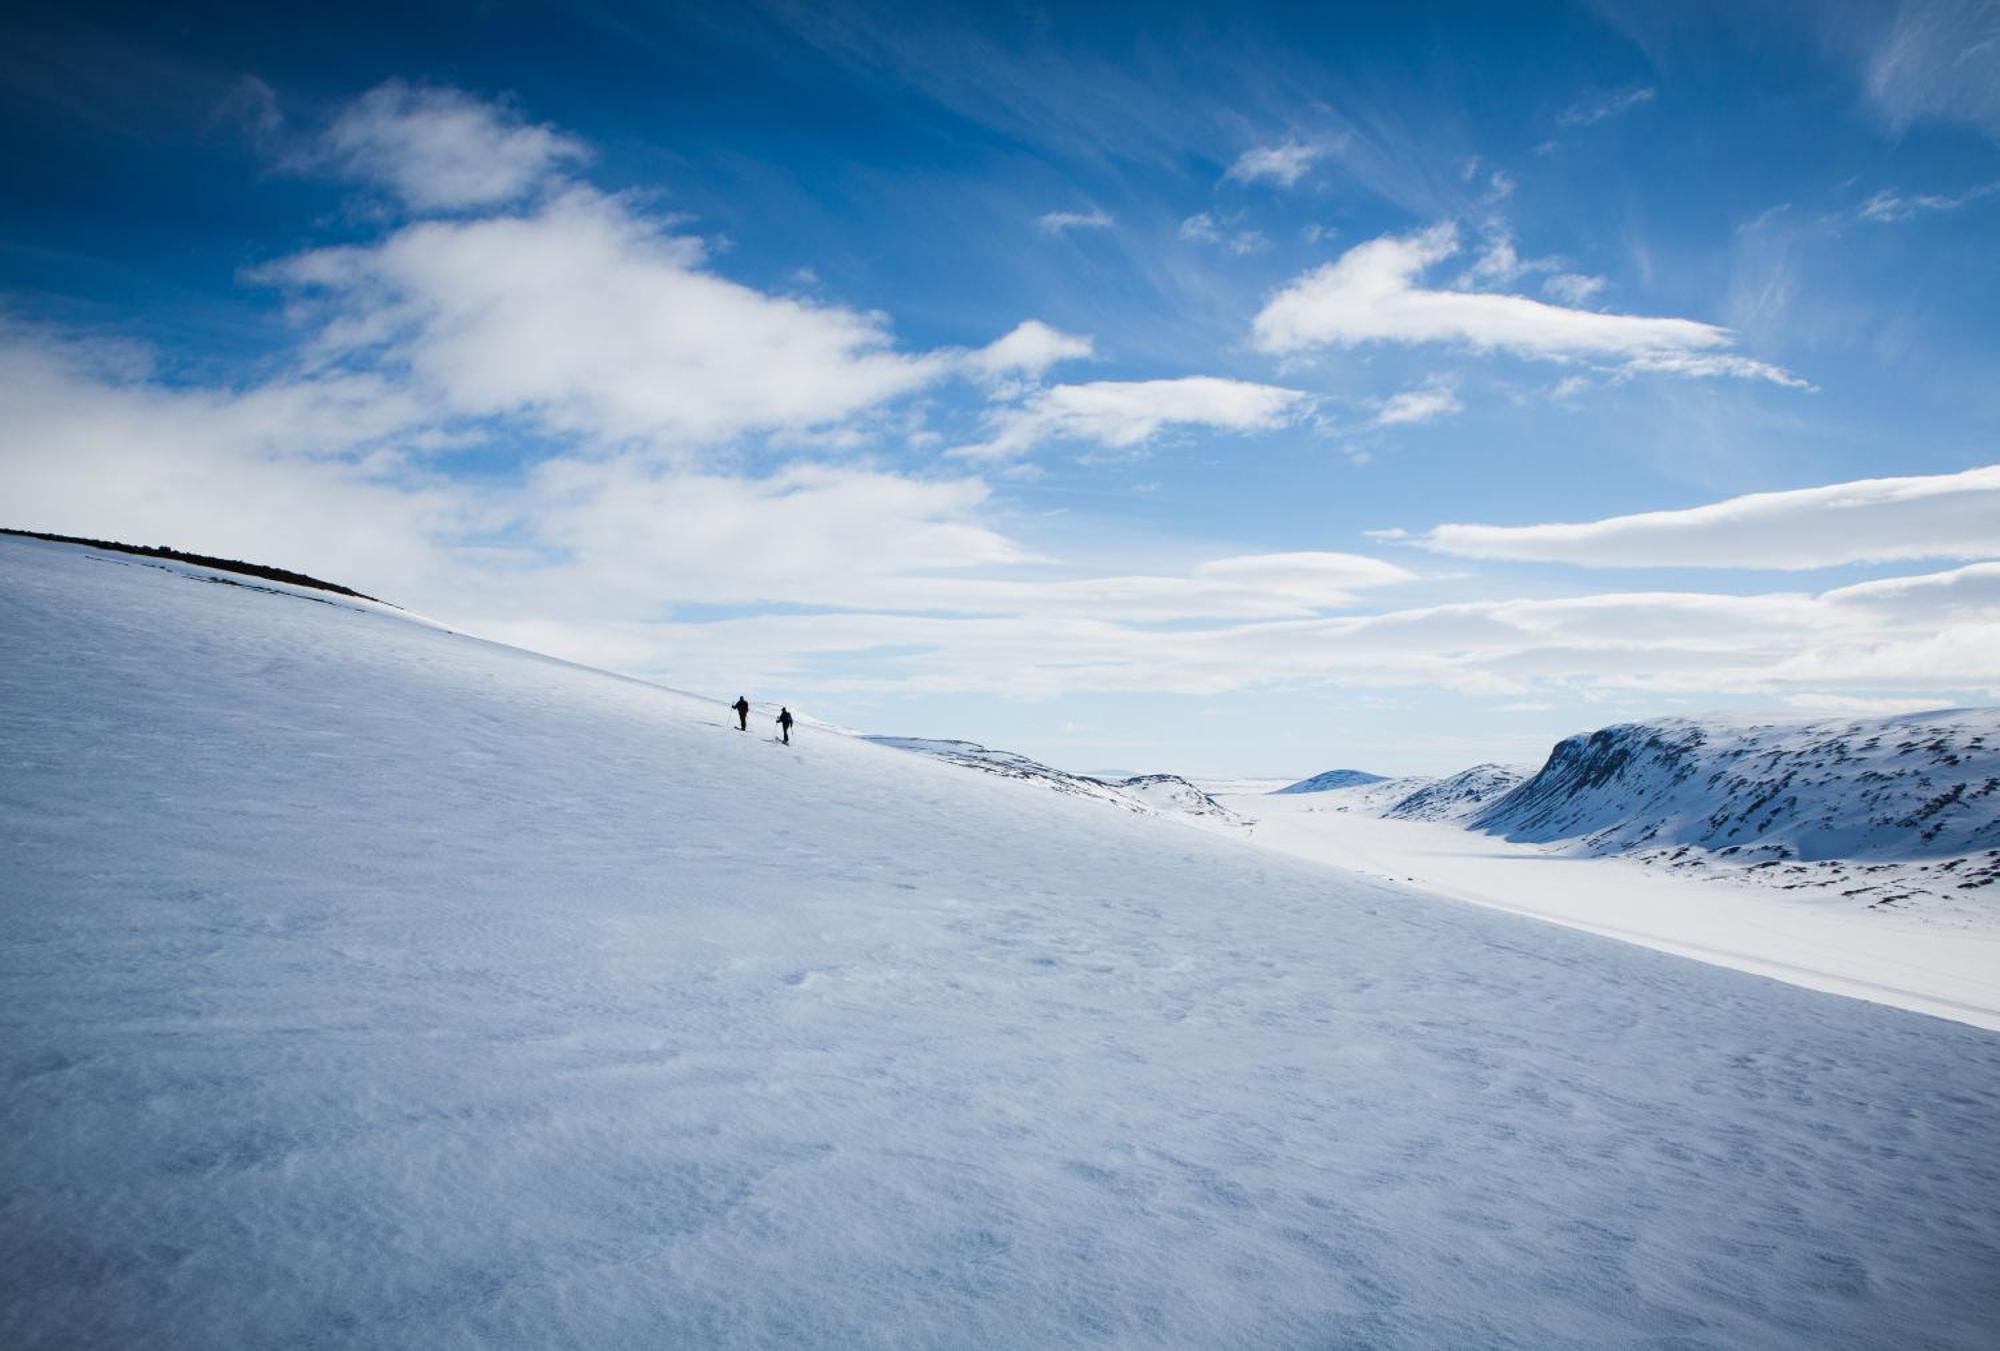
[3,0,1998,776]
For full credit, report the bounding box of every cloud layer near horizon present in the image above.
[1382,465,2000,568]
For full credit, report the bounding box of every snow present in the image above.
[1476,713,2000,861]
[5,533,2000,1348]
[1103,773,1238,822]
[1300,773,1438,816]
[1193,775,1296,797]
[867,737,1236,823]
[1382,762,1530,824]
[864,735,1151,814]
[1221,792,2000,1033]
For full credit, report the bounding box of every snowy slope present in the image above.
[1106,772,1238,822]
[5,534,2000,1349]
[1270,767,1387,794]
[864,736,1237,823]
[864,735,1146,810]
[1472,712,2000,903]
[1383,763,1531,823]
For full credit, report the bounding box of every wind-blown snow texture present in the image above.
[5,535,2000,1348]
[1270,768,1387,795]
[1473,714,2000,903]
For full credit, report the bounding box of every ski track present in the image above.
[3,535,1998,1348]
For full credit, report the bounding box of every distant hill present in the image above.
[1111,773,1238,822]
[1468,710,2000,902]
[1384,764,1530,823]
[864,736,1239,823]
[0,527,384,603]
[1270,768,1387,795]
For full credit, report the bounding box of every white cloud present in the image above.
[1373,383,1462,427]
[1037,207,1114,235]
[1224,140,1334,187]
[1383,465,2000,569]
[8,312,1993,711]
[597,563,2000,704]
[952,377,1310,461]
[856,551,1417,624]
[1858,180,2000,221]
[0,321,470,594]
[512,459,1029,614]
[257,188,951,448]
[1781,692,1956,716]
[967,320,1094,382]
[1556,85,1656,128]
[1251,222,1804,385]
[320,81,588,212]
[0,317,1117,626]
[1542,272,1607,305]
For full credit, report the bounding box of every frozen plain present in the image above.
[3,535,1999,1348]
[1218,794,2000,1033]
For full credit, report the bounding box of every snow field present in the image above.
[3,535,1999,1348]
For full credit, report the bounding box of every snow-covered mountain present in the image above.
[1471,712,2000,903]
[7,533,2000,1347]
[1270,767,1387,795]
[1300,774,1437,815]
[1383,763,1531,823]
[865,736,1238,822]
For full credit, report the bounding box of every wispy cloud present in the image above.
[952,377,1309,461]
[1224,139,1336,187]
[1037,207,1114,235]
[1180,212,1269,255]
[1556,84,1656,128]
[1456,230,1560,287]
[1251,223,1805,385]
[1858,180,2000,221]
[1377,465,2000,569]
[1857,0,2000,140]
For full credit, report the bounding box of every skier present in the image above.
[776,706,795,745]
[731,695,750,731]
